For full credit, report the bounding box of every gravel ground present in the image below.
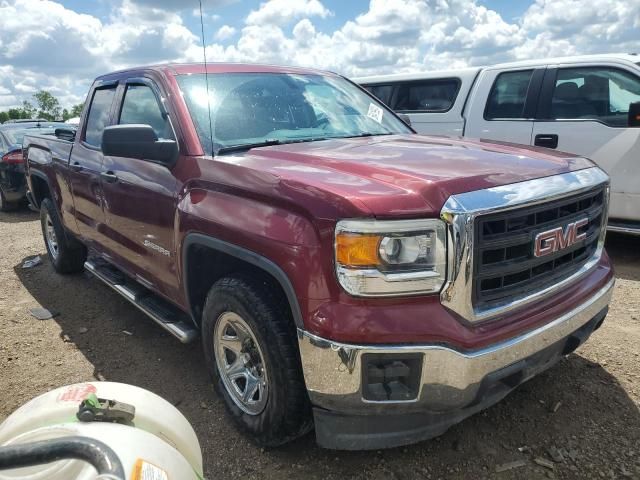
[0,207,638,480]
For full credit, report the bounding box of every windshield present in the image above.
[176,72,411,154]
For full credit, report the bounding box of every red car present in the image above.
[24,63,613,450]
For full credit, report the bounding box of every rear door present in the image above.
[68,83,118,246]
[532,64,640,222]
[464,67,545,145]
[99,77,179,298]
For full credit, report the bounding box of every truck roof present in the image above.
[96,62,337,81]
[355,67,481,84]
[487,53,640,70]
[355,53,639,84]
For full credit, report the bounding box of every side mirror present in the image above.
[629,102,640,127]
[397,113,412,126]
[102,124,178,167]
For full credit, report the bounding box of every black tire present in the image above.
[202,275,312,447]
[40,198,87,273]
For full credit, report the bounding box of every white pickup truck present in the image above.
[356,54,640,234]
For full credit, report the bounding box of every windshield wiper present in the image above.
[339,132,395,139]
[217,139,283,154]
[216,137,330,154]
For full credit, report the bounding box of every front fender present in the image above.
[176,188,335,330]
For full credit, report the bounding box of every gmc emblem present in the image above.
[534,218,589,258]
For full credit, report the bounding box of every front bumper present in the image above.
[298,278,614,450]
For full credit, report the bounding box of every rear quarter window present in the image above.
[363,84,394,106]
[393,78,460,112]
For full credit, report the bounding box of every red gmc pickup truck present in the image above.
[24,63,614,450]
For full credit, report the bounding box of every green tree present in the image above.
[7,108,24,120]
[70,103,84,117]
[21,100,35,119]
[0,111,8,123]
[33,90,61,120]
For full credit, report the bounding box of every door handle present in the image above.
[534,134,559,149]
[70,162,83,172]
[100,171,118,183]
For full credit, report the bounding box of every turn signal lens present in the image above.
[336,233,381,267]
[335,219,447,297]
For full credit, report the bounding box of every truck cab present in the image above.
[357,54,640,234]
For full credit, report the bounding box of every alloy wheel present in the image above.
[44,213,59,260]
[213,312,269,415]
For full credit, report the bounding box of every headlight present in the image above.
[335,219,447,296]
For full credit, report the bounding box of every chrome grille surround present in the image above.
[440,167,610,323]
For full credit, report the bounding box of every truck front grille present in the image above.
[473,187,605,310]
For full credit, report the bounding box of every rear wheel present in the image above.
[202,275,312,447]
[40,198,87,273]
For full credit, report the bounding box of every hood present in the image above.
[229,134,595,218]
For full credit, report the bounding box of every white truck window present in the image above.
[485,70,533,120]
[394,79,459,112]
[551,67,640,127]
[365,84,393,105]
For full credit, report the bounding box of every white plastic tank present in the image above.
[0,382,204,480]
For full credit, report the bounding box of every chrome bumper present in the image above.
[298,278,614,415]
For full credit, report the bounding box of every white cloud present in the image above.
[0,95,19,108]
[515,0,640,59]
[0,0,639,111]
[246,0,332,26]
[132,0,235,11]
[215,25,236,41]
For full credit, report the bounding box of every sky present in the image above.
[0,0,638,110]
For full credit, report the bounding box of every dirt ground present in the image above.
[0,207,638,480]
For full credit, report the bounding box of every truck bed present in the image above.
[23,133,74,166]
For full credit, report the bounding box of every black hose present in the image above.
[0,435,125,479]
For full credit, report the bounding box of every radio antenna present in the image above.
[199,0,214,157]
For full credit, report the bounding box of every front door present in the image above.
[532,65,640,222]
[99,78,179,298]
[465,68,545,146]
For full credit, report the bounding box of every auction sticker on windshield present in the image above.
[367,103,384,123]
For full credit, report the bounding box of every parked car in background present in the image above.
[356,54,640,234]
[2,118,49,125]
[25,63,613,450]
[0,122,74,211]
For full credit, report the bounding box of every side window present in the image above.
[485,70,533,120]
[394,79,460,112]
[364,84,394,106]
[119,84,174,140]
[551,67,640,127]
[84,87,117,148]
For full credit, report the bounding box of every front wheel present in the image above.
[40,198,87,273]
[202,275,312,447]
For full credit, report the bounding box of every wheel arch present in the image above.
[181,233,305,330]
[28,170,52,210]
